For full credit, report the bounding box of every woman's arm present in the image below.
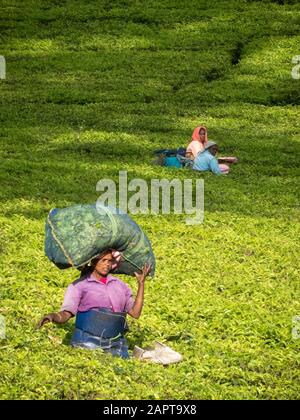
[36,310,73,329]
[218,156,238,164]
[185,151,194,160]
[209,156,222,175]
[128,264,151,319]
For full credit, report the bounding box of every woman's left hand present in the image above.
[134,263,151,285]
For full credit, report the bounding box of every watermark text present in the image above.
[291,55,300,80]
[0,56,6,79]
[96,171,204,225]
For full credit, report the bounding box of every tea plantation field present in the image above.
[0,0,299,399]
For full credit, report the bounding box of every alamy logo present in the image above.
[96,171,204,225]
[0,56,6,79]
[291,56,300,80]
[292,316,300,339]
[0,315,5,339]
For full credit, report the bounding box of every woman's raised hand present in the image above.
[134,263,152,285]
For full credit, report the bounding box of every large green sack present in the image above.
[45,203,155,276]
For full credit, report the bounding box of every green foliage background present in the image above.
[0,0,299,399]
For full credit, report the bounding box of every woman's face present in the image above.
[199,128,206,141]
[94,253,113,276]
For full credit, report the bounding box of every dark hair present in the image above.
[80,264,92,277]
[80,249,114,278]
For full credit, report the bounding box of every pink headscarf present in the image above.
[191,126,208,142]
[187,126,208,158]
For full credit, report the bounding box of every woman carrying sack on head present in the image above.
[37,250,151,359]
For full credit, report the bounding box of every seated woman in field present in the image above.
[193,141,230,175]
[186,125,208,159]
[37,250,151,359]
[186,125,238,164]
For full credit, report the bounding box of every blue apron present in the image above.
[71,308,129,359]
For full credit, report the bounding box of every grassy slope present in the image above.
[0,0,299,399]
